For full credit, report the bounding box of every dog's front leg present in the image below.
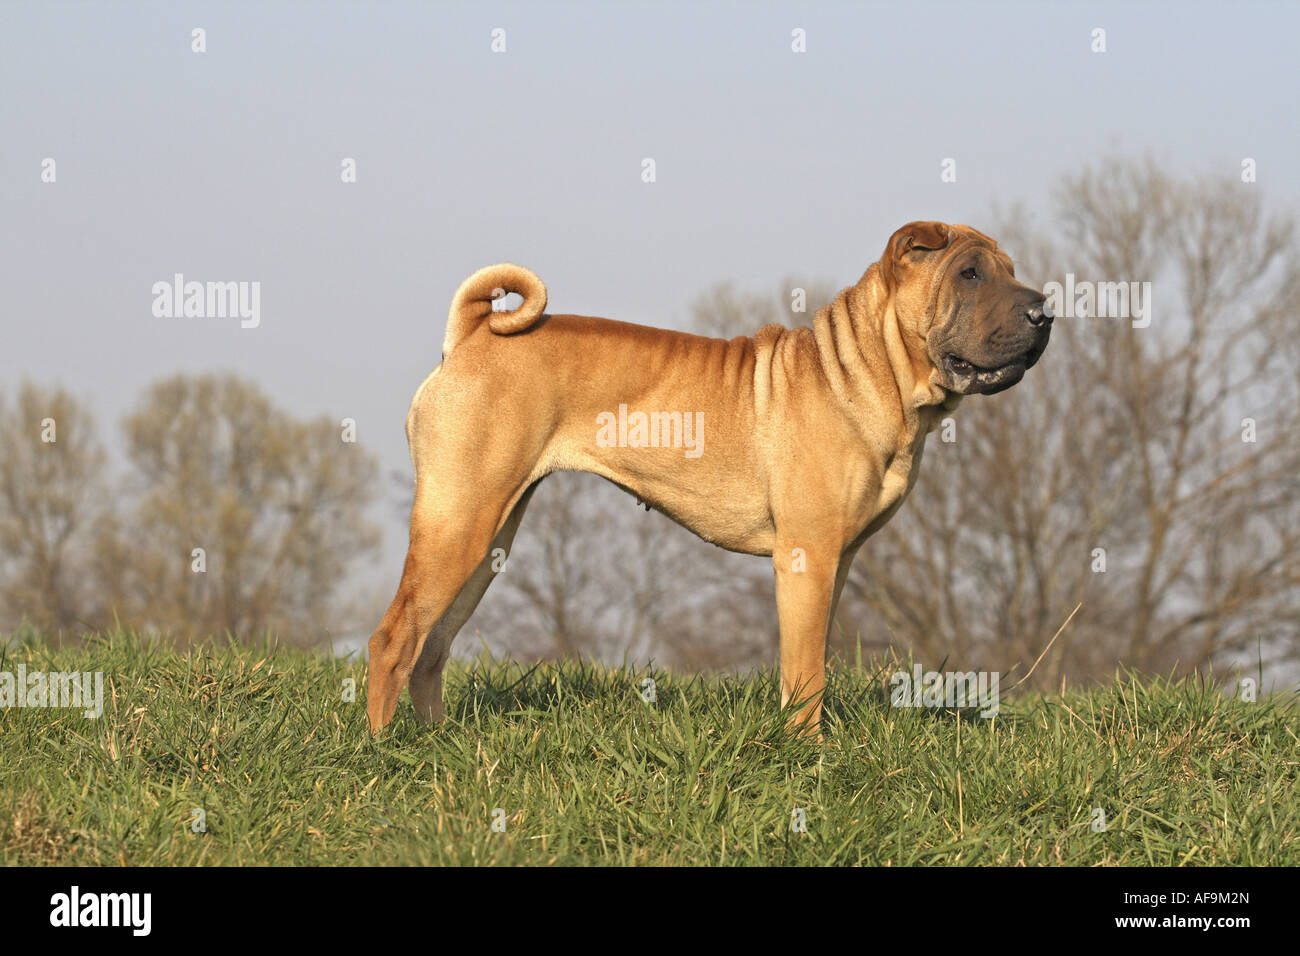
[772,543,838,736]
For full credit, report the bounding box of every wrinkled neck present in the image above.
[859,266,955,417]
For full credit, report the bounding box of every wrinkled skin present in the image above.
[366,221,1053,738]
[891,224,1051,396]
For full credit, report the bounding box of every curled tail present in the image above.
[442,263,548,356]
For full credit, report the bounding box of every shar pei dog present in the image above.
[366,221,1051,735]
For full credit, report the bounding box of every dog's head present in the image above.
[880,221,1051,395]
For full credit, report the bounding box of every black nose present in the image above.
[1025,300,1053,328]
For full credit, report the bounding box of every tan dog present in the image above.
[366,221,1051,735]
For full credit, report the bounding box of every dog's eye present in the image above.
[960,267,979,280]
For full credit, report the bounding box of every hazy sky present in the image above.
[3,0,1297,614]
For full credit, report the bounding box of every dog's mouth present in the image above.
[945,354,1028,395]
[944,334,1047,395]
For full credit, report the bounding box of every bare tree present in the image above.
[0,384,106,635]
[91,373,383,644]
[838,158,1300,685]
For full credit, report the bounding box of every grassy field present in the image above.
[1,632,1295,866]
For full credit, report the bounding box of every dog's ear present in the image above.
[886,221,951,260]
[880,221,951,292]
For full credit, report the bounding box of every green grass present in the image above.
[0,632,1295,865]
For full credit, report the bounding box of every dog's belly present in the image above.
[630,487,775,555]
[554,448,777,556]
[630,485,776,556]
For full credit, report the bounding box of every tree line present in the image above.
[5,158,1296,687]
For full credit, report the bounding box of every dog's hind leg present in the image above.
[366,475,536,735]
[407,483,538,723]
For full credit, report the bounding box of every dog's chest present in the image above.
[868,412,936,528]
